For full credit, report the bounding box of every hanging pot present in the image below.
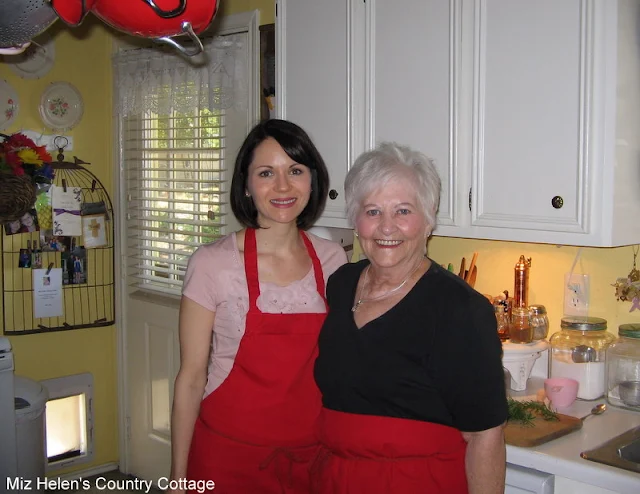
[50,0,219,56]
[0,0,58,50]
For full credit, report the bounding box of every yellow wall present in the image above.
[353,236,640,336]
[217,0,276,24]
[0,20,117,472]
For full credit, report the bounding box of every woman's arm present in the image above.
[170,296,216,487]
[462,424,506,494]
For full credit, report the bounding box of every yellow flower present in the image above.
[17,148,44,166]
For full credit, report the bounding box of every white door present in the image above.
[117,12,258,482]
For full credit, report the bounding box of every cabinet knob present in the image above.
[551,196,564,209]
[329,189,339,200]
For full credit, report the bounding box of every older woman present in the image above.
[313,142,508,494]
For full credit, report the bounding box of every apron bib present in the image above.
[187,228,328,494]
[312,408,469,494]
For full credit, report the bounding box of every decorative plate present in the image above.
[0,79,19,130]
[39,82,84,132]
[6,35,56,80]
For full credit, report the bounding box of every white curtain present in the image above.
[112,33,247,116]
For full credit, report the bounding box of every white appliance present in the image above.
[0,336,18,483]
[503,340,549,391]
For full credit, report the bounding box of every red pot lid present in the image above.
[50,0,92,26]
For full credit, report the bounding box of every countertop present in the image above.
[507,377,640,493]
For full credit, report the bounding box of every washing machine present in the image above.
[0,336,18,484]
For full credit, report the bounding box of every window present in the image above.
[124,108,227,296]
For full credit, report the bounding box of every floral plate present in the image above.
[39,81,84,132]
[0,79,19,131]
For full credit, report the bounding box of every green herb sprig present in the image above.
[507,398,559,427]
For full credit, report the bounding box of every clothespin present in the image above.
[91,179,96,192]
[62,179,67,192]
[46,262,54,275]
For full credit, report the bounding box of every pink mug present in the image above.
[544,377,579,408]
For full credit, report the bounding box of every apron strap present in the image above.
[244,228,261,310]
[300,231,328,310]
[244,228,328,311]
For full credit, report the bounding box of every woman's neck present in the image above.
[367,255,427,290]
[253,223,303,255]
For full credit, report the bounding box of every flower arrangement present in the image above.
[0,132,55,181]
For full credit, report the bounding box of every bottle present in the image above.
[514,255,532,308]
[494,302,510,342]
[605,323,640,410]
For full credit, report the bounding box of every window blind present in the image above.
[124,109,227,296]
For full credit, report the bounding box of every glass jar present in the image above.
[494,302,509,342]
[606,324,640,411]
[529,305,549,340]
[509,307,533,344]
[549,317,615,400]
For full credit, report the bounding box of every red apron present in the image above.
[312,408,469,494]
[187,228,327,494]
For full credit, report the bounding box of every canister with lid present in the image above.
[606,324,640,410]
[529,305,549,340]
[549,317,615,400]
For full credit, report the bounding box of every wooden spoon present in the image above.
[468,265,478,288]
[458,257,466,278]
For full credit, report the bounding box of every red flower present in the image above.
[35,145,52,163]
[11,165,25,176]
[7,133,37,150]
[3,151,21,166]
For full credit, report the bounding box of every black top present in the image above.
[315,260,508,432]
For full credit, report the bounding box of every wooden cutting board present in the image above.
[505,412,583,447]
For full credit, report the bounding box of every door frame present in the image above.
[114,9,261,474]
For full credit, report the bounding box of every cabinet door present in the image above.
[471,0,589,235]
[372,0,463,228]
[506,463,555,494]
[276,0,365,228]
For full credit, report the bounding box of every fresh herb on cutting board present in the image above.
[507,398,559,426]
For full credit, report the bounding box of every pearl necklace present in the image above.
[351,259,424,313]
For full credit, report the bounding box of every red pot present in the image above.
[51,0,218,38]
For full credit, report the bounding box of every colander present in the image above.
[0,0,59,48]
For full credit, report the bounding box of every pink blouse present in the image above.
[182,231,347,397]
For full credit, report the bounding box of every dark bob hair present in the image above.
[230,119,329,230]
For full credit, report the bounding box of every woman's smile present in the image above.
[270,197,297,207]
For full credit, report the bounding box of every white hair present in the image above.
[344,142,441,228]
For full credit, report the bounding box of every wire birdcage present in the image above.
[1,147,115,335]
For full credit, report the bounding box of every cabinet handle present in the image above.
[551,196,564,209]
[329,189,339,200]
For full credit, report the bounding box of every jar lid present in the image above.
[618,323,640,338]
[529,304,547,315]
[560,316,607,331]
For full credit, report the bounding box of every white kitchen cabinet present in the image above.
[277,0,640,247]
[506,463,554,494]
[275,0,366,229]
